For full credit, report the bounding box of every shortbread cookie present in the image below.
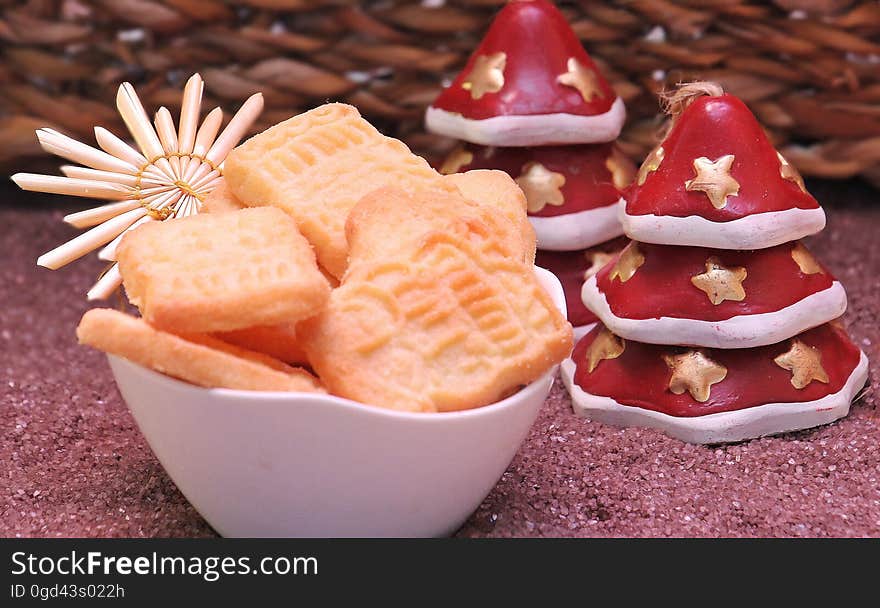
[116,207,330,333]
[224,103,454,278]
[345,185,526,266]
[300,186,572,412]
[77,309,323,392]
[444,169,536,263]
[201,179,246,214]
[214,323,307,365]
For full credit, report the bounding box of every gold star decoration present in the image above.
[663,350,728,403]
[790,242,824,275]
[774,339,830,389]
[609,242,645,283]
[583,327,625,373]
[557,57,606,103]
[685,155,740,209]
[605,147,636,190]
[462,52,507,100]
[777,151,806,193]
[690,256,747,305]
[636,145,664,186]
[515,162,566,213]
[440,146,474,175]
[584,250,617,281]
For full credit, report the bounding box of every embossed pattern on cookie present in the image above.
[300,186,572,412]
[224,103,454,278]
[444,169,537,263]
[116,207,331,334]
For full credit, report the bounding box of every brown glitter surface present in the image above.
[1,179,878,538]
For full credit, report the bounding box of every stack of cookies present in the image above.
[78,103,573,413]
[425,0,634,339]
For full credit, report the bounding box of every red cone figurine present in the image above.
[426,0,625,147]
[621,83,825,249]
[562,83,868,444]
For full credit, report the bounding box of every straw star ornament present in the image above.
[12,74,263,300]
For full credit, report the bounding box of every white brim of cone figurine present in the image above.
[619,203,827,250]
[529,204,623,251]
[581,276,848,349]
[425,97,626,147]
[560,351,868,444]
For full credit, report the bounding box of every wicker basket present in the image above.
[2,0,878,186]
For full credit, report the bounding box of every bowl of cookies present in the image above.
[76,104,573,537]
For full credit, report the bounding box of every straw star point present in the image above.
[516,162,566,213]
[584,327,626,373]
[663,350,728,403]
[462,52,507,100]
[691,256,747,305]
[557,58,605,103]
[685,155,740,209]
[774,340,829,389]
[11,73,263,301]
[609,242,645,283]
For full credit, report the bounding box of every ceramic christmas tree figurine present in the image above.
[425,0,625,146]
[427,0,634,336]
[561,83,869,444]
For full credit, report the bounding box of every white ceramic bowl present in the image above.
[108,267,567,537]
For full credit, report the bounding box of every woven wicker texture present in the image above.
[1,0,878,185]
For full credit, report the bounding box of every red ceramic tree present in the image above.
[561,83,869,444]
[427,0,634,338]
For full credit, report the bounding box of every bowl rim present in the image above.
[108,265,568,423]
[109,353,557,422]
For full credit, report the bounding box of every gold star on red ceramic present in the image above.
[609,242,645,283]
[584,327,625,373]
[440,146,474,175]
[774,340,829,389]
[462,52,507,100]
[663,350,728,403]
[777,151,806,193]
[790,242,824,275]
[557,57,605,103]
[691,256,747,305]
[605,147,636,190]
[636,145,664,186]
[584,251,616,281]
[515,162,566,213]
[685,155,740,209]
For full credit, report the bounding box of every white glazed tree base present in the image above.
[561,353,868,444]
[530,204,623,251]
[425,97,626,147]
[620,203,826,250]
[581,276,848,349]
[108,267,568,538]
